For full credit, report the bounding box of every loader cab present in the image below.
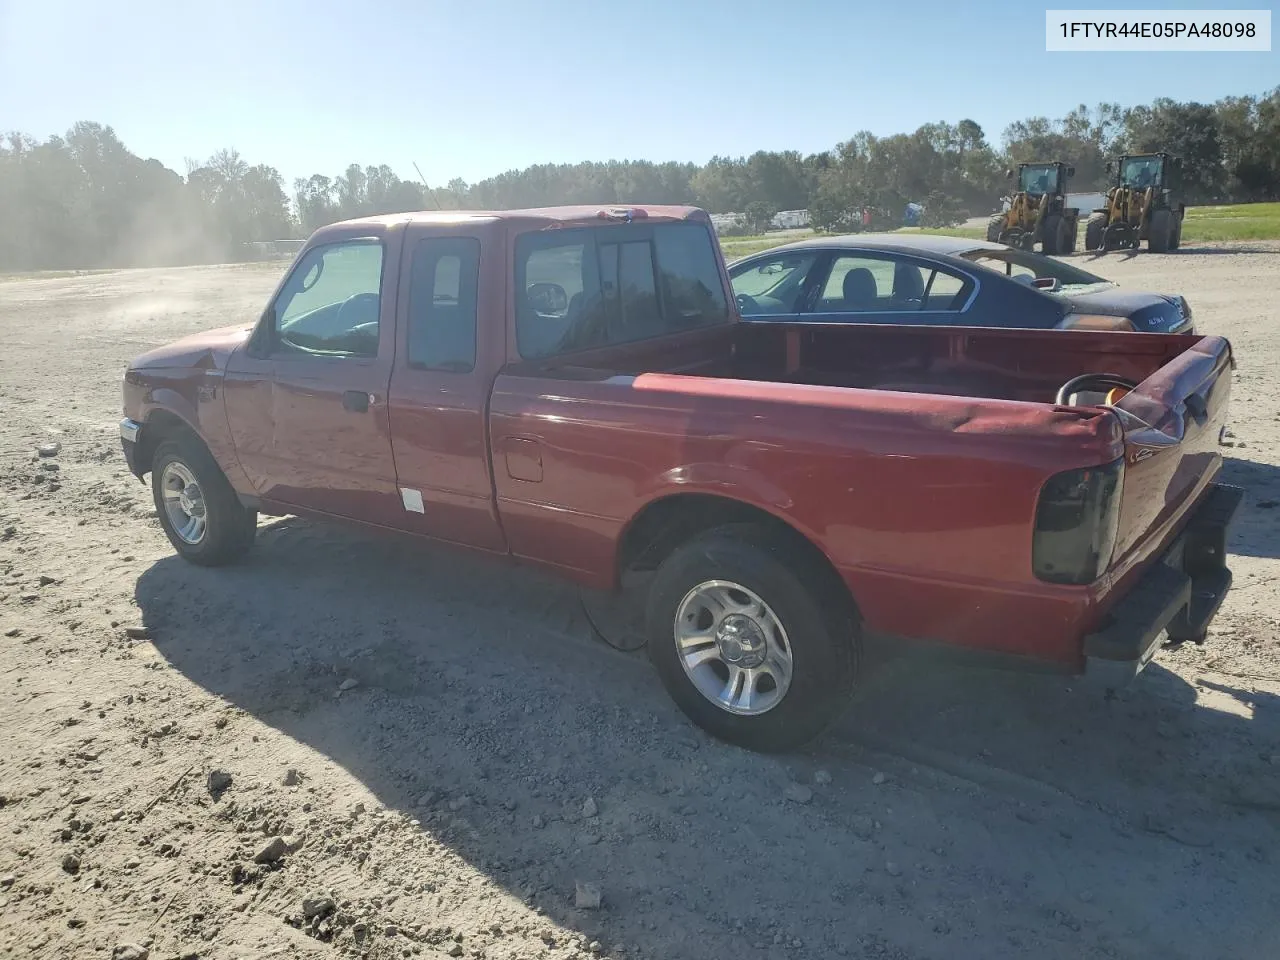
[1111,154,1180,192]
[1015,162,1074,197]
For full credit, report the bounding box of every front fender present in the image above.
[122,371,249,493]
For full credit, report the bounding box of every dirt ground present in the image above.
[2,244,1279,960]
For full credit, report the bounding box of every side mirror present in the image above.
[1106,161,1114,174]
[1005,168,1014,179]
[248,305,275,358]
[1066,166,1076,178]
[299,259,323,292]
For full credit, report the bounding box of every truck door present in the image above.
[384,225,508,552]
[226,236,401,525]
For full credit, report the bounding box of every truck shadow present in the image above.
[1221,456,1280,558]
[135,516,1280,960]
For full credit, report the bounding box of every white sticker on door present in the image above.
[400,488,425,514]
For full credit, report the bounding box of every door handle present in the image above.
[342,390,372,413]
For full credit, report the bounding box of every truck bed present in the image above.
[545,320,1196,406]
[496,321,1231,668]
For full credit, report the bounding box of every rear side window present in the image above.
[407,237,480,372]
[653,224,729,326]
[515,223,729,360]
[815,253,973,313]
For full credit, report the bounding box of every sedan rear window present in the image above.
[961,249,1111,290]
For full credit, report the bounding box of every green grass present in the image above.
[1180,202,1280,242]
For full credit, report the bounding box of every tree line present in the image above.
[2,88,1278,270]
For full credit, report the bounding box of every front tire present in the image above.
[1041,215,1063,255]
[986,214,1005,244]
[152,436,256,566]
[1085,213,1106,251]
[646,524,858,752]
[1149,209,1174,253]
[1062,216,1078,254]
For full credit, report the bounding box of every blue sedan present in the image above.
[727,234,1194,334]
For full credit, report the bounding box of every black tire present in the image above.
[1085,213,1106,251]
[986,214,1005,244]
[1170,213,1183,250]
[645,523,858,752]
[151,435,256,566]
[1149,209,1174,253]
[1041,215,1062,255]
[1062,216,1078,254]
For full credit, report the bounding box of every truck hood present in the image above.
[129,324,253,371]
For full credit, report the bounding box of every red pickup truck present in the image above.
[120,205,1241,752]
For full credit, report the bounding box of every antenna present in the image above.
[413,162,442,210]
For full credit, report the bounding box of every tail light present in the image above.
[1033,458,1125,584]
[1057,313,1136,332]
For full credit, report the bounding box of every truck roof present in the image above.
[310,205,710,241]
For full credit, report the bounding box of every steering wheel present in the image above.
[735,292,761,314]
[1055,373,1138,406]
[335,292,380,331]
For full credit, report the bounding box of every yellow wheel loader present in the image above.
[986,161,1079,255]
[1084,153,1185,254]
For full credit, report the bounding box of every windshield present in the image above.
[1019,165,1059,195]
[960,247,1111,291]
[1120,156,1163,188]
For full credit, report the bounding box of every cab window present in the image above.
[406,237,480,372]
[515,223,729,360]
[273,240,384,357]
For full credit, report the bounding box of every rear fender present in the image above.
[643,462,798,516]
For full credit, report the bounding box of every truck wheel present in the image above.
[151,436,256,566]
[1041,215,1062,255]
[646,524,858,752]
[1062,216,1078,254]
[1085,213,1106,251]
[1171,214,1183,250]
[1149,210,1173,253]
[986,214,1005,244]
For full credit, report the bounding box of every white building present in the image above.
[770,209,811,230]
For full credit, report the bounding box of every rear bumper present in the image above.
[1083,482,1243,689]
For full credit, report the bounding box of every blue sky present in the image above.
[1,0,1275,189]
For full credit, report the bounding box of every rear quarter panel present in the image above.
[488,371,1126,663]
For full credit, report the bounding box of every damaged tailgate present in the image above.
[1083,335,1243,681]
